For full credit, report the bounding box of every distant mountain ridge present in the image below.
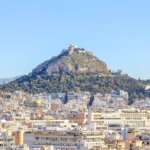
[0,76,22,84]
[0,45,149,103]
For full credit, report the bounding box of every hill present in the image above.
[0,45,148,103]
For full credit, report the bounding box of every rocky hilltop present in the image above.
[32,45,109,75]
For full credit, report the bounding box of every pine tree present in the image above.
[64,91,68,104]
[88,93,95,107]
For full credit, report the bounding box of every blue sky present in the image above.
[0,0,150,79]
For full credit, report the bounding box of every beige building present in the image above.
[24,130,105,150]
[88,109,150,129]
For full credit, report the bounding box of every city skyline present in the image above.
[0,0,150,79]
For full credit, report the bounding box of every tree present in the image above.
[88,93,95,107]
[64,91,68,104]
